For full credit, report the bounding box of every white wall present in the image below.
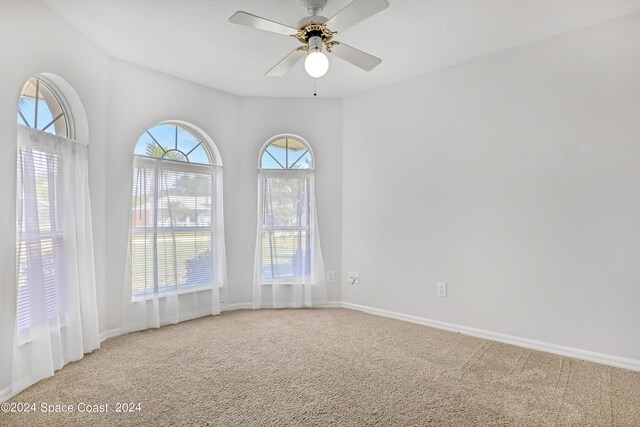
[0,0,110,392]
[342,13,640,360]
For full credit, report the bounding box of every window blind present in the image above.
[260,174,312,282]
[16,145,66,333]
[131,157,217,298]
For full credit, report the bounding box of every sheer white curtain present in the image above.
[253,169,326,308]
[11,125,99,396]
[122,156,226,333]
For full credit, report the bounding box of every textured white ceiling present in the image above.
[43,0,640,98]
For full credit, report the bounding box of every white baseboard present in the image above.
[339,301,640,372]
[99,327,121,342]
[222,301,343,310]
[1,385,30,405]
[177,307,216,324]
[0,385,14,404]
[323,301,342,308]
[99,304,252,342]
[222,303,253,311]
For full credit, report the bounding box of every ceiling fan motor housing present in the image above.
[300,0,327,15]
[308,36,323,52]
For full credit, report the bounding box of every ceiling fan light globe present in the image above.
[305,51,329,78]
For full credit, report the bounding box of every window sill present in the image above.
[260,281,318,286]
[132,284,221,302]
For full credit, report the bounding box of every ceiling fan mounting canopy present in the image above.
[228,0,389,78]
[301,0,327,16]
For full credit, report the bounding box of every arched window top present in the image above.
[134,122,217,165]
[17,76,71,138]
[260,135,314,170]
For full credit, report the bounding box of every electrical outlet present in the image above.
[437,282,447,297]
[327,271,335,282]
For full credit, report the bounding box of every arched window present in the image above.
[253,135,326,308]
[134,123,213,164]
[17,76,71,138]
[13,75,99,395]
[129,122,225,302]
[260,136,313,170]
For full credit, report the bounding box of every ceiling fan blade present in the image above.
[330,43,381,71]
[325,0,389,33]
[229,11,297,37]
[266,48,306,77]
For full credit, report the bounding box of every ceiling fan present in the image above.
[229,0,389,78]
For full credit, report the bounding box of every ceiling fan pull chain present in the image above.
[313,78,317,97]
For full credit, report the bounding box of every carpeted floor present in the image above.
[2,308,640,426]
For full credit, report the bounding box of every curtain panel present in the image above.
[253,169,326,308]
[121,156,226,333]
[7,125,100,400]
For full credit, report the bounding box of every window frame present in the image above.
[17,75,75,140]
[133,121,220,165]
[258,134,315,171]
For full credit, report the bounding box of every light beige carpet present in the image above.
[2,308,639,426]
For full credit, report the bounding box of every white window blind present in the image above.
[260,174,312,282]
[131,156,219,298]
[16,144,66,333]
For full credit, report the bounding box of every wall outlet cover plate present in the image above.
[437,282,447,297]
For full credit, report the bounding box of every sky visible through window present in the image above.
[18,98,56,135]
[261,140,313,170]
[17,77,69,138]
[134,124,211,165]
